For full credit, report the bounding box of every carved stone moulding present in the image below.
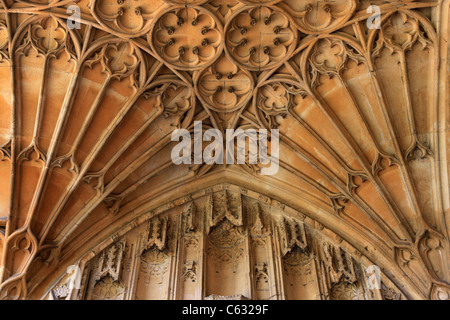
[225,5,298,71]
[150,6,224,71]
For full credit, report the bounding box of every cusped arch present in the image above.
[31,180,424,300]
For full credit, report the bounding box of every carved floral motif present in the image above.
[225,6,297,70]
[151,7,223,70]
[329,280,360,300]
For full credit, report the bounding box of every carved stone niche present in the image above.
[91,276,126,301]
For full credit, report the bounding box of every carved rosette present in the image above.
[255,79,307,128]
[256,82,291,129]
[150,7,224,71]
[52,284,70,300]
[225,6,297,71]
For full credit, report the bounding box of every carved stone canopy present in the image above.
[0,0,448,300]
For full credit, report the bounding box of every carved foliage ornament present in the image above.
[278,0,357,35]
[92,276,125,300]
[330,281,360,300]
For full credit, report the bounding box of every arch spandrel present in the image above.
[0,0,447,300]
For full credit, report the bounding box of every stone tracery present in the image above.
[0,0,447,300]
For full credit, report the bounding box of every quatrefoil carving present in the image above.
[92,0,165,37]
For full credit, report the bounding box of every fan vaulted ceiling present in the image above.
[0,0,448,300]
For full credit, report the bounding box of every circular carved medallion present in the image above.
[225,6,297,71]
